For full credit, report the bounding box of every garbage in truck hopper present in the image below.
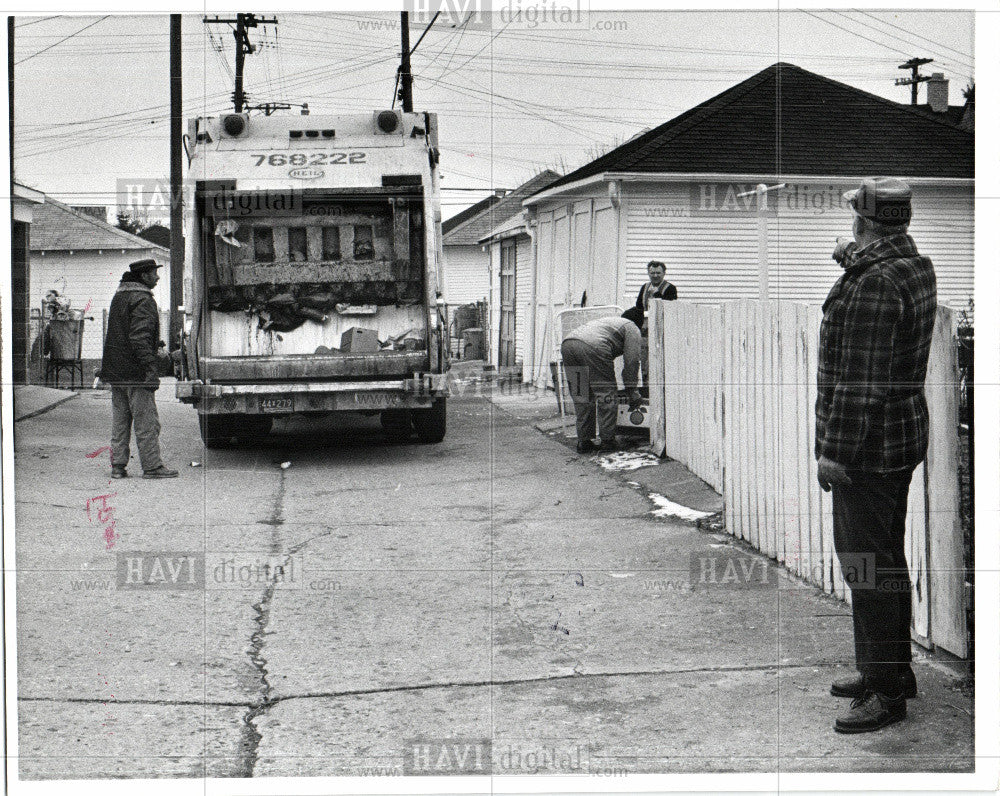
[203,196,426,335]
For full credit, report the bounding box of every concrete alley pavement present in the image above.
[12,383,973,779]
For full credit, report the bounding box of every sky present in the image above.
[10,5,976,222]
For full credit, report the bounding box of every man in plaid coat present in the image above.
[816,177,937,734]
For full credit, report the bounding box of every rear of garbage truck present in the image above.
[175,109,449,446]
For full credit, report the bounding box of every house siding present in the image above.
[442,243,489,304]
[624,181,973,309]
[31,249,170,360]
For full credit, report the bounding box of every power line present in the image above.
[408,11,440,56]
[832,11,973,73]
[15,15,109,65]
[14,16,61,28]
[854,11,974,67]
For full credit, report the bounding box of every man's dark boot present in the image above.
[111,466,128,479]
[834,691,906,734]
[831,668,917,699]
[142,465,179,479]
[576,439,597,454]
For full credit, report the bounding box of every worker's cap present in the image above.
[843,177,912,226]
[128,258,163,274]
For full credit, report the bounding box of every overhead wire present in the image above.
[15,15,109,65]
[13,16,61,28]
[855,10,973,64]
[831,10,973,74]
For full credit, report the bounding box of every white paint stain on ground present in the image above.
[597,450,661,472]
[648,492,713,522]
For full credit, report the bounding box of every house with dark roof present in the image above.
[29,197,170,370]
[441,170,560,309]
[519,62,974,384]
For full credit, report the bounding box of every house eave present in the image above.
[524,172,971,207]
[521,173,609,206]
[602,172,974,185]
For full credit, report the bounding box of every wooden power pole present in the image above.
[169,14,184,352]
[399,12,413,113]
[203,13,277,113]
[895,57,934,105]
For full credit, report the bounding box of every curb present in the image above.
[14,391,80,422]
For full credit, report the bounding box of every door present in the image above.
[499,238,516,369]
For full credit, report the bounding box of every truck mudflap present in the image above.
[176,372,448,415]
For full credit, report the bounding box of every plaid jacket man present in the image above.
[816,233,937,472]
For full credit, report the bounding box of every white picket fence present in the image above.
[648,298,967,658]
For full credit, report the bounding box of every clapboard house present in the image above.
[441,170,560,306]
[29,197,170,377]
[520,62,974,384]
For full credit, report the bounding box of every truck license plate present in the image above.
[259,397,293,413]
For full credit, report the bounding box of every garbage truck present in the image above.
[175,109,449,446]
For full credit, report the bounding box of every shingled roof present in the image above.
[536,62,973,196]
[443,170,561,245]
[29,197,169,253]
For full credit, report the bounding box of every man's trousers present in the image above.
[560,338,618,445]
[111,384,164,472]
[832,467,916,696]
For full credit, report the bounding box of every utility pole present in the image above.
[399,12,413,113]
[203,13,277,113]
[895,57,933,105]
[169,14,184,353]
[9,16,14,189]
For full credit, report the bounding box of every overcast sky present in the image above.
[11,5,975,221]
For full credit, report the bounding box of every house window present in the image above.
[353,224,375,260]
[322,226,341,260]
[253,227,274,263]
[288,227,308,262]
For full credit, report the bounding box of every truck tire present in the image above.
[412,399,446,443]
[380,409,412,442]
[199,414,238,449]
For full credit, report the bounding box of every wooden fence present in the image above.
[648,298,967,658]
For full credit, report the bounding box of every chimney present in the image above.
[927,72,949,113]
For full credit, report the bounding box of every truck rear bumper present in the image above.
[176,373,448,415]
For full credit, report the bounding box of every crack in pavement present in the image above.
[235,469,288,778]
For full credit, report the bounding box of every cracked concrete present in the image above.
[13,385,973,780]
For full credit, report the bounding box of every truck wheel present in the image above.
[412,399,446,443]
[199,415,237,449]
[380,409,412,442]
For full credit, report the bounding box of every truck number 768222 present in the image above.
[252,152,367,167]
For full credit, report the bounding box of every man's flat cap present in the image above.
[128,258,162,274]
[843,177,912,226]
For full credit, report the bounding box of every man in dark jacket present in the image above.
[101,259,178,479]
[816,178,936,733]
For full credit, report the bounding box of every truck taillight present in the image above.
[222,114,247,137]
[375,110,400,134]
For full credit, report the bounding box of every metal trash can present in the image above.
[461,328,484,360]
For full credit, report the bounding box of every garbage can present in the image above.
[461,328,484,360]
[46,318,82,360]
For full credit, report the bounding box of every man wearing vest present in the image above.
[816,178,936,733]
[635,260,677,387]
